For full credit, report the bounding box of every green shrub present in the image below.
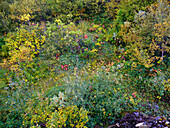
[22,90,89,128]
[0,85,36,128]
[0,1,169,127]
[0,36,9,60]
[7,0,110,24]
[43,20,98,60]
[47,92,88,127]
[0,0,16,36]
[59,65,142,127]
[118,59,170,103]
[103,0,120,19]
[107,0,156,44]
[47,105,89,128]
[9,0,45,22]
[116,0,156,22]
[120,0,170,67]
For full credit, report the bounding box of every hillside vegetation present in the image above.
[0,0,169,127]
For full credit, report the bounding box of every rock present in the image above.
[107,125,117,128]
[107,123,120,128]
[115,123,120,127]
[165,121,170,125]
[135,122,151,128]
[109,112,169,128]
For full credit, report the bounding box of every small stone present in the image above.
[138,11,145,14]
[155,116,161,121]
[141,113,149,118]
[134,112,139,117]
[116,123,120,127]
[165,121,169,125]
[136,122,144,127]
[154,120,158,124]
[135,122,150,128]
[107,125,116,128]
[158,120,162,123]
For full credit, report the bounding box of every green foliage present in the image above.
[59,66,143,126]
[103,0,120,19]
[117,0,156,22]
[120,0,170,67]
[47,105,89,128]
[7,0,110,24]
[108,0,157,44]
[0,0,169,127]
[9,0,45,21]
[22,90,88,128]
[0,36,8,59]
[47,92,88,127]
[119,61,170,101]
[0,0,16,36]
[43,20,100,60]
[0,85,35,128]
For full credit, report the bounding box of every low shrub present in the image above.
[22,91,89,128]
[120,0,170,67]
[0,36,9,60]
[7,0,111,24]
[105,0,156,44]
[59,65,142,127]
[0,0,16,36]
[43,20,99,60]
[0,86,36,128]
[0,23,45,70]
[47,105,89,128]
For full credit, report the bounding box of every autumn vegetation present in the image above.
[0,0,169,127]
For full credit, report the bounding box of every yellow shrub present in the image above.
[46,105,89,128]
[0,25,45,70]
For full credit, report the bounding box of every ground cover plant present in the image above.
[0,0,169,127]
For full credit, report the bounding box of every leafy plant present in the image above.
[59,65,142,127]
[120,0,170,67]
[0,24,45,70]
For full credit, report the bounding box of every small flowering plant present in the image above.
[84,34,88,39]
[61,64,68,71]
[123,91,142,107]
